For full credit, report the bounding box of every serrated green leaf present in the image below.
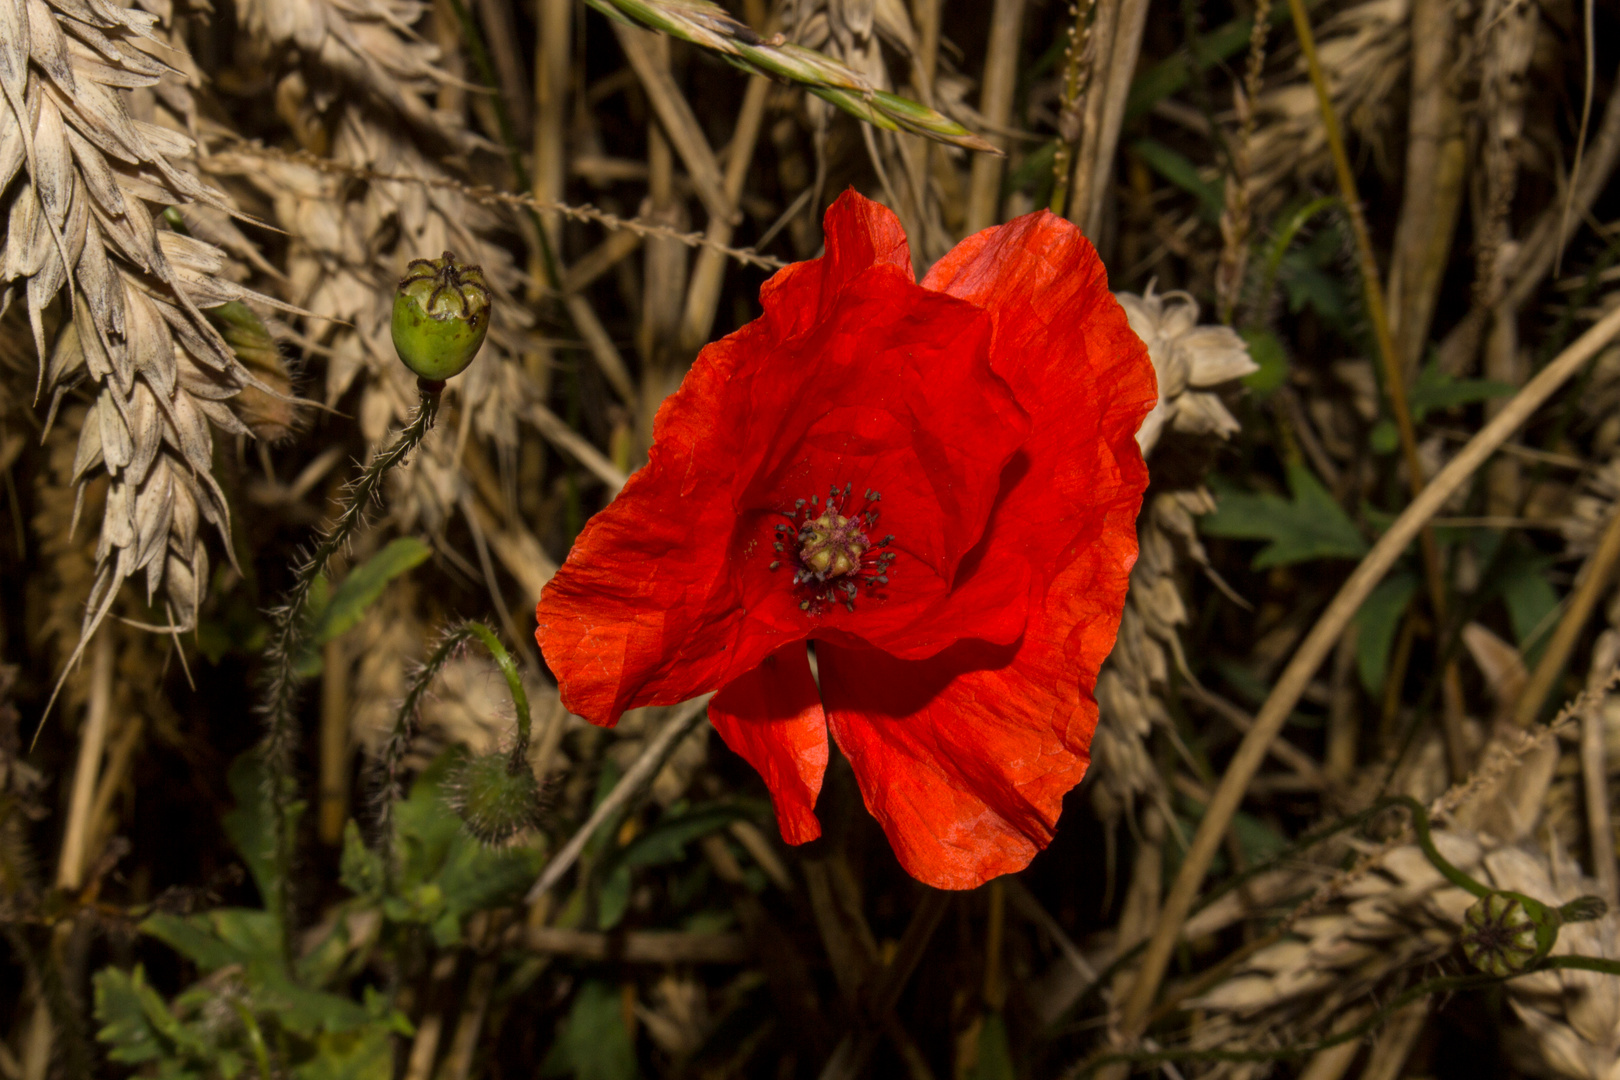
[390,749,542,944]
[254,972,374,1037]
[93,966,212,1076]
[1354,571,1420,695]
[339,820,386,899]
[1202,462,1368,568]
[140,910,280,973]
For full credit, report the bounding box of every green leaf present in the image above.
[297,538,432,675]
[140,910,281,974]
[339,820,386,899]
[1202,462,1368,569]
[618,803,747,870]
[221,751,303,936]
[1132,139,1223,222]
[595,803,748,930]
[1124,6,1310,122]
[1355,571,1420,695]
[598,863,633,931]
[541,980,640,1080]
[314,538,431,646]
[969,1012,1016,1080]
[93,967,211,1076]
[1498,548,1560,665]
[1407,362,1514,421]
[390,749,543,945]
[253,972,375,1037]
[291,1027,395,1080]
[1240,328,1289,397]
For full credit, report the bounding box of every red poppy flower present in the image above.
[536,191,1155,889]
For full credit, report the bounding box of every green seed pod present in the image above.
[391,251,491,383]
[447,750,543,845]
[1461,892,1541,976]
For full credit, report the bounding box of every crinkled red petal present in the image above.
[708,644,827,844]
[534,339,752,726]
[818,549,1118,889]
[536,191,1038,727]
[728,258,1030,660]
[806,211,1154,889]
[922,211,1157,594]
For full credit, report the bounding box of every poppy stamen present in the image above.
[768,485,896,613]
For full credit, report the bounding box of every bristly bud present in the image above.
[1461,892,1541,976]
[1559,895,1609,923]
[392,251,492,383]
[446,749,543,845]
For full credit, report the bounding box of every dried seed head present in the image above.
[1462,892,1542,976]
[391,252,491,383]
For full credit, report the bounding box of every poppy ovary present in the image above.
[798,508,869,579]
[391,250,491,385]
[769,484,897,614]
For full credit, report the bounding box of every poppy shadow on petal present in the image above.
[829,635,1023,721]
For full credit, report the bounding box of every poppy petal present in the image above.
[727,261,1030,660]
[818,554,1115,890]
[709,643,828,844]
[535,337,753,726]
[757,189,915,338]
[536,193,1026,726]
[922,210,1156,591]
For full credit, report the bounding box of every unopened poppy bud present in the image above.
[1461,892,1541,976]
[447,750,542,845]
[392,251,491,383]
[1559,895,1608,923]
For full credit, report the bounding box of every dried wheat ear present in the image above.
[1,0,300,682]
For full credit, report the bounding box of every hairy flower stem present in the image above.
[257,383,441,951]
[462,622,532,758]
[372,621,531,865]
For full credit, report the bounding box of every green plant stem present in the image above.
[376,622,479,842]
[1544,954,1620,975]
[463,621,531,755]
[258,384,441,952]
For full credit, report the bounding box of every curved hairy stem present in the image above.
[258,385,441,950]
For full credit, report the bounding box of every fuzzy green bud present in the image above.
[1461,893,1542,976]
[391,251,491,383]
[447,751,543,845]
